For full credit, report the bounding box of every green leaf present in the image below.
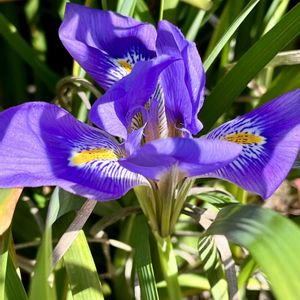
[112,215,136,300]
[29,189,60,300]
[117,0,137,16]
[134,0,155,23]
[28,227,54,300]
[200,3,300,132]
[0,188,22,235]
[48,188,85,224]
[185,10,206,41]
[204,0,243,63]
[1,230,28,300]
[237,256,257,297]
[157,273,210,297]
[180,0,212,10]
[131,215,159,300]
[203,0,260,71]
[5,254,29,300]
[198,236,228,300]
[0,230,10,300]
[0,13,59,91]
[258,65,300,106]
[194,191,238,207]
[63,230,104,300]
[204,204,300,300]
[263,0,289,33]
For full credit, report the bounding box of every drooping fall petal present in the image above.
[206,90,300,198]
[0,102,148,200]
[119,137,242,180]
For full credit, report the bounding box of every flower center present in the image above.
[222,132,265,144]
[71,148,118,165]
[118,60,132,74]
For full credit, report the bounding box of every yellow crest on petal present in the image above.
[71,148,118,165]
[222,132,265,144]
[118,59,133,74]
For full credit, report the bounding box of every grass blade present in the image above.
[131,215,159,300]
[200,3,300,132]
[5,253,28,300]
[198,236,228,300]
[203,0,260,71]
[117,0,137,16]
[63,230,104,300]
[28,189,63,300]
[0,230,28,300]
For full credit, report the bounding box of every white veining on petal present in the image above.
[208,115,267,163]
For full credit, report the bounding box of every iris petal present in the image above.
[59,3,156,90]
[206,89,300,198]
[0,102,147,200]
[89,55,177,139]
[120,137,242,180]
[156,20,205,135]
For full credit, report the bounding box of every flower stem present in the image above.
[159,0,165,21]
[156,236,182,300]
[134,186,159,233]
[159,167,178,237]
[169,178,194,233]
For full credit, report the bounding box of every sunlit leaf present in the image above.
[0,230,28,300]
[203,0,260,71]
[204,204,300,300]
[0,188,22,235]
[29,189,59,300]
[63,230,104,300]
[181,0,212,10]
[131,215,159,300]
[117,0,137,16]
[198,236,228,300]
[194,191,238,207]
[237,256,257,297]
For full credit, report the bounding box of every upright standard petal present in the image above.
[0,102,147,200]
[120,137,242,180]
[59,3,157,90]
[156,20,206,135]
[206,90,300,199]
[89,55,177,139]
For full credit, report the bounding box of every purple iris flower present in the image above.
[0,4,243,206]
[122,90,300,199]
[58,4,300,200]
[59,3,205,138]
[0,2,299,212]
[0,102,241,201]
